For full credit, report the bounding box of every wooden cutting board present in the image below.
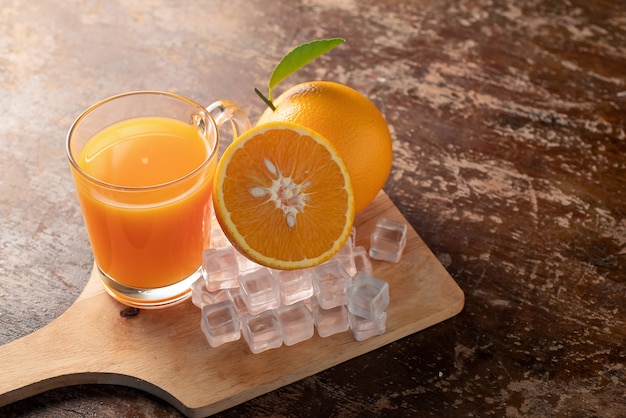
[0,192,464,417]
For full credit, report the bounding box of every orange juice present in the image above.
[74,116,214,289]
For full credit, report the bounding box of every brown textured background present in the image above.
[1,0,625,417]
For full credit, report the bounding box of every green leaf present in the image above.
[267,38,345,101]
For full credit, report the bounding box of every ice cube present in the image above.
[227,287,249,318]
[191,276,209,309]
[347,272,389,321]
[311,260,351,309]
[369,218,407,263]
[239,268,281,315]
[200,299,241,347]
[202,247,239,291]
[327,239,356,277]
[353,246,373,276]
[277,301,314,346]
[236,251,263,274]
[272,268,314,305]
[209,229,231,250]
[310,297,349,338]
[349,311,387,341]
[209,218,231,250]
[241,310,283,354]
[191,276,229,309]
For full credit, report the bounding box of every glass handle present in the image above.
[206,100,251,141]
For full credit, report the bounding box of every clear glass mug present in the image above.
[66,91,250,309]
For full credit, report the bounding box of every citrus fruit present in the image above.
[212,121,355,270]
[258,81,393,213]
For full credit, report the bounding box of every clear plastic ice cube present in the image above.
[227,287,249,318]
[202,247,239,291]
[369,218,407,263]
[353,246,373,276]
[236,251,263,274]
[272,268,314,305]
[349,311,387,341]
[239,268,281,315]
[310,297,350,338]
[200,299,241,347]
[191,276,229,309]
[347,272,389,320]
[327,239,356,277]
[277,301,314,346]
[209,215,231,250]
[311,260,351,309]
[348,272,389,320]
[241,310,283,354]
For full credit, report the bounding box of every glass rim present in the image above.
[66,90,219,191]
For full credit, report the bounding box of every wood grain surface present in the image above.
[1,0,625,417]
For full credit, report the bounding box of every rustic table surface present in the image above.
[1,0,624,417]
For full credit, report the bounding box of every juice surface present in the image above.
[74,117,214,288]
[79,117,209,187]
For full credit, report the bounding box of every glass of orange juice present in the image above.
[66,91,250,309]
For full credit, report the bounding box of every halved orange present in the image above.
[212,121,355,270]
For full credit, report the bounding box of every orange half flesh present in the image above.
[212,121,355,270]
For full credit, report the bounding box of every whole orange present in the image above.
[257,81,393,213]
